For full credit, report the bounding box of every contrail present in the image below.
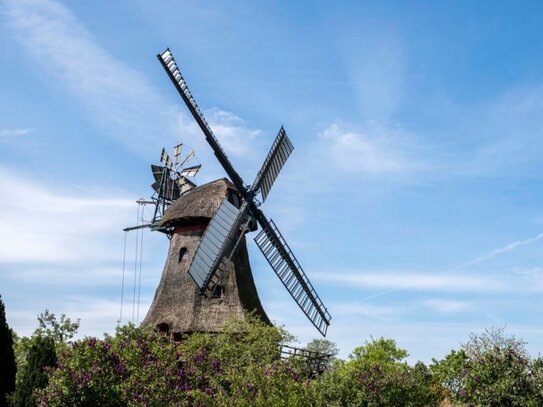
[460,232,543,268]
[361,231,543,302]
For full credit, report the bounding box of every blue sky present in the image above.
[1,0,543,362]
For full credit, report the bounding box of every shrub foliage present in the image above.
[4,311,541,407]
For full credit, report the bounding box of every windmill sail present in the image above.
[176,175,196,194]
[161,148,174,169]
[254,218,331,336]
[158,49,246,192]
[251,126,294,202]
[187,198,249,293]
[180,164,201,177]
[174,144,183,164]
[151,164,166,182]
[179,149,196,168]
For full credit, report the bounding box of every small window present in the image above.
[171,332,182,342]
[157,323,170,334]
[227,190,241,208]
[178,247,187,263]
[211,285,223,298]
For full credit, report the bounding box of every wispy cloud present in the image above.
[2,0,263,160]
[8,297,136,338]
[206,108,263,157]
[337,23,406,122]
[0,128,33,139]
[317,122,418,176]
[0,166,134,264]
[2,0,172,150]
[341,232,543,303]
[0,166,167,337]
[312,271,505,292]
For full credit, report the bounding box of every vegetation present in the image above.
[0,295,16,407]
[431,327,543,406]
[12,337,56,407]
[9,311,78,407]
[2,303,542,406]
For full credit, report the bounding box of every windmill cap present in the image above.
[160,178,238,227]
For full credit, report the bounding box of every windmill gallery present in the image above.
[123,49,332,345]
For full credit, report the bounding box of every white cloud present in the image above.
[0,128,33,139]
[317,122,419,176]
[0,167,167,337]
[206,107,262,157]
[0,166,134,264]
[312,270,506,292]
[8,297,139,338]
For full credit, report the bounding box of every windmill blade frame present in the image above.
[254,216,331,336]
[174,143,183,165]
[180,164,202,177]
[179,149,196,169]
[176,175,196,194]
[157,49,246,192]
[161,148,174,170]
[187,198,249,294]
[251,126,294,202]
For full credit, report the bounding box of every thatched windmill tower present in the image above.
[142,178,270,339]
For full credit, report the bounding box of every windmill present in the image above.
[157,48,331,336]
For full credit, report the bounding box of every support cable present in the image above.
[136,204,145,324]
[119,231,128,325]
[132,205,141,323]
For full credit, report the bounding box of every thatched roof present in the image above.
[160,178,236,227]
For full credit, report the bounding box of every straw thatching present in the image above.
[160,178,235,228]
[143,178,270,335]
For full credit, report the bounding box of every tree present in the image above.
[431,327,543,406]
[12,336,56,407]
[10,310,79,406]
[0,295,16,407]
[305,339,339,357]
[349,337,408,366]
[305,338,339,370]
[34,310,79,343]
[458,327,542,406]
[344,337,443,406]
